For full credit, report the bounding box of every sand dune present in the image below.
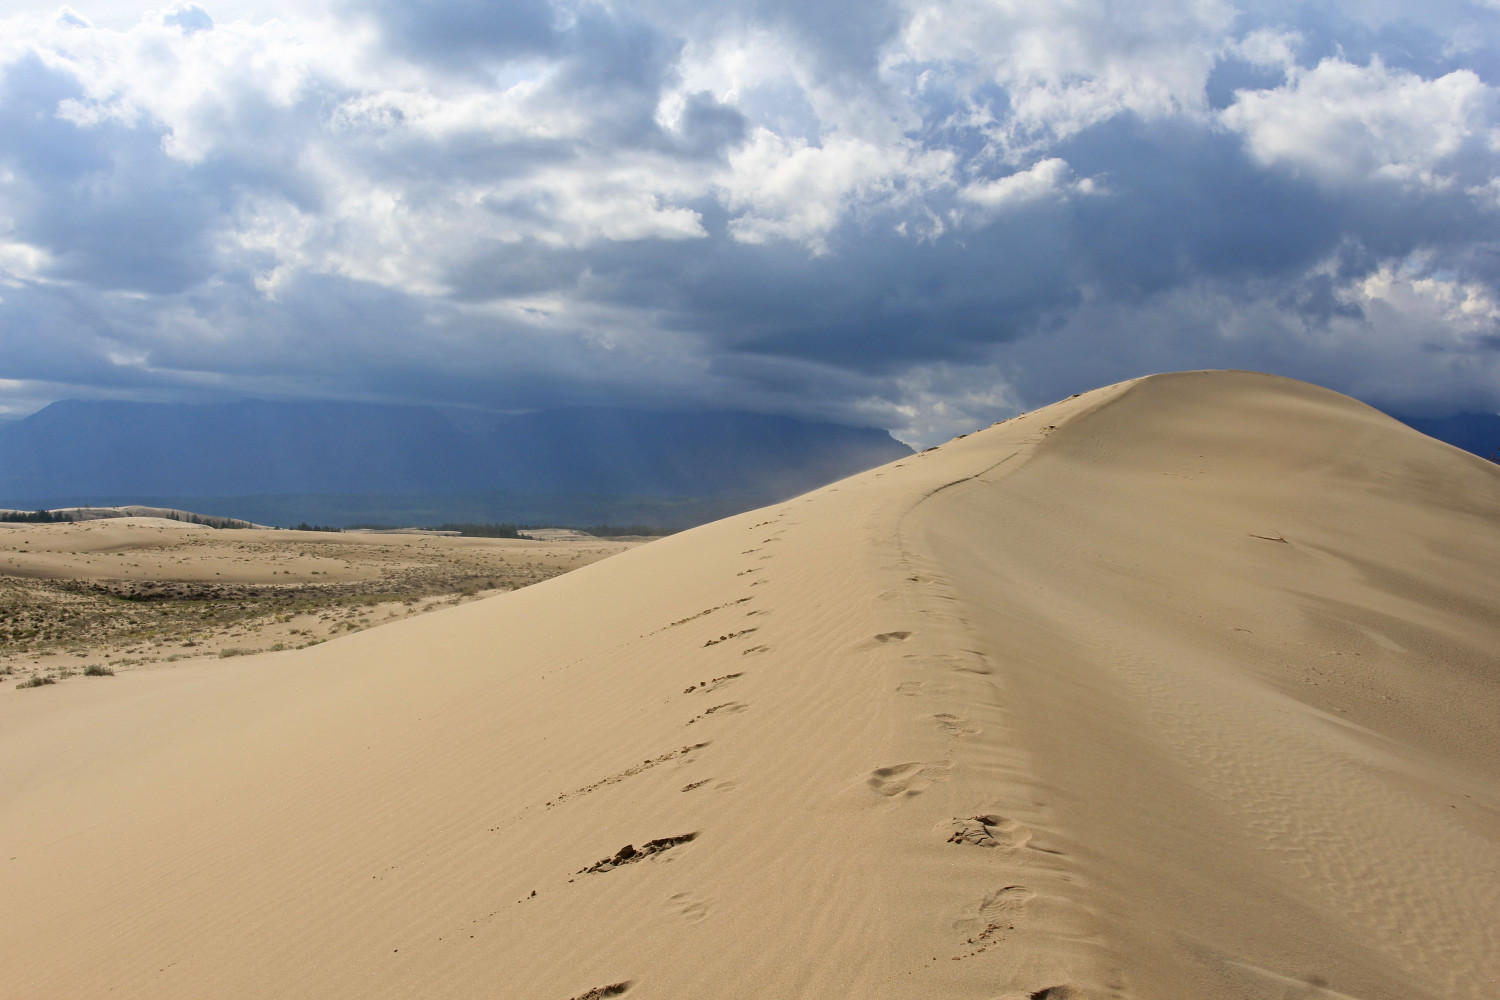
[2,371,1497,999]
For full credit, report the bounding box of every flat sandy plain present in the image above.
[0,522,632,683]
[2,371,1497,999]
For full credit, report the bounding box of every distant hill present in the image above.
[0,400,911,526]
[0,504,263,529]
[1390,411,1500,462]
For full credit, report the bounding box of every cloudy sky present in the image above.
[0,0,1498,443]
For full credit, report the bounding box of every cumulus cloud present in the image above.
[1222,57,1496,191]
[958,157,1094,215]
[0,0,1496,444]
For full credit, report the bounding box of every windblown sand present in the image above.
[1,371,1496,999]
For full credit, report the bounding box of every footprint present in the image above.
[578,833,699,874]
[932,712,981,736]
[741,644,771,656]
[952,886,1038,953]
[980,885,1037,915]
[867,761,953,797]
[873,631,913,643]
[667,891,709,923]
[946,814,1030,848]
[950,886,1039,963]
[568,984,632,1000]
[687,702,749,725]
[704,629,757,647]
[936,650,993,675]
[896,680,952,697]
[684,672,743,694]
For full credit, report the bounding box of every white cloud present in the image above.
[957,157,1092,213]
[1226,28,1300,72]
[870,356,1023,446]
[719,127,953,251]
[1222,57,1497,190]
[890,0,1235,154]
[0,239,52,285]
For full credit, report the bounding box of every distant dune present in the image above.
[2,371,1496,999]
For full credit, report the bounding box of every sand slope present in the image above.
[2,371,1497,999]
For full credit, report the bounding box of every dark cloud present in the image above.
[0,0,1498,442]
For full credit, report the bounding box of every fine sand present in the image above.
[1,371,1497,999]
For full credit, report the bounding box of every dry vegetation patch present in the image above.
[0,520,634,685]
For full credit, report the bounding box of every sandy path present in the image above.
[1,371,1496,999]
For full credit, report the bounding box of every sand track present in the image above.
[1,371,1496,999]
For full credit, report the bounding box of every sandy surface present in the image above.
[0,521,632,680]
[1,371,1496,999]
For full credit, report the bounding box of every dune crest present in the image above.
[2,371,1497,999]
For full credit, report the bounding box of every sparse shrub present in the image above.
[17,674,56,689]
[0,510,69,524]
[218,647,256,658]
[83,664,114,676]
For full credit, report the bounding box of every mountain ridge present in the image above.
[0,399,911,511]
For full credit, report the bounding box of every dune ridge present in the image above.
[1,370,1497,999]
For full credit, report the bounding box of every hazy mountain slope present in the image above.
[0,400,910,501]
[1392,410,1500,461]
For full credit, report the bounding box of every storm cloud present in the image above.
[0,0,1497,441]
